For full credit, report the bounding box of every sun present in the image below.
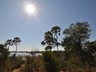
[25,3,36,15]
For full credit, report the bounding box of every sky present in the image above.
[0,0,96,51]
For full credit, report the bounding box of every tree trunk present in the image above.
[15,44,17,55]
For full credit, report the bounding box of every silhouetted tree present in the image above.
[5,39,13,50]
[51,26,61,51]
[12,37,21,55]
[41,31,56,51]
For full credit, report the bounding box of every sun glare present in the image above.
[25,3,36,15]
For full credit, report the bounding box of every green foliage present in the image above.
[4,37,21,55]
[62,22,91,53]
[41,26,61,51]
[24,56,45,72]
[84,41,96,65]
[51,26,61,51]
[33,56,45,72]
[41,22,96,71]
[42,51,60,72]
[51,26,61,38]
[24,56,34,72]
[0,44,9,72]
[61,22,95,71]
[12,37,21,55]
[1,21,96,72]
[64,52,83,72]
[12,37,21,46]
[4,55,24,72]
[41,31,56,51]
[62,22,91,49]
[5,39,13,50]
[63,22,91,41]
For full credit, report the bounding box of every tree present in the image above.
[5,39,13,50]
[41,31,56,51]
[12,37,21,55]
[84,40,96,64]
[62,22,91,53]
[51,26,61,51]
[61,22,91,70]
[0,44,9,72]
[84,41,96,56]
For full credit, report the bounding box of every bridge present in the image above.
[9,51,64,54]
[9,51,43,54]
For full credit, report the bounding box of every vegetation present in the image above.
[0,44,9,72]
[42,51,60,72]
[12,37,21,55]
[5,37,21,55]
[41,22,96,72]
[0,21,96,72]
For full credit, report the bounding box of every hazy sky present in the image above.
[0,0,96,51]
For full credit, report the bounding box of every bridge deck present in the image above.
[9,51,43,53]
